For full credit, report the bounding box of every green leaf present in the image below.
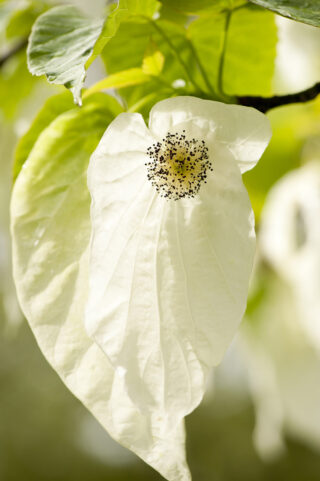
[223,5,277,95]
[102,19,153,74]
[142,39,165,75]
[10,94,123,464]
[249,0,320,27]
[188,15,225,95]
[160,0,247,14]
[102,18,204,98]
[13,91,74,183]
[0,51,36,119]
[84,67,151,98]
[101,20,191,116]
[89,0,160,66]
[6,1,48,40]
[27,5,104,105]
[188,4,277,96]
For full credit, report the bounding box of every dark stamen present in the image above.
[146,131,212,200]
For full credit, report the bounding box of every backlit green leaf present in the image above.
[89,0,160,66]
[223,5,277,95]
[160,0,247,14]
[13,91,74,183]
[0,51,35,119]
[188,5,277,96]
[84,67,151,98]
[142,39,165,75]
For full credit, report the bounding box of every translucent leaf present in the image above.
[27,5,104,105]
[223,5,277,95]
[84,68,151,98]
[0,51,35,119]
[11,93,191,481]
[160,0,246,14]
[188,4,277,96]
[13,91,74,183]
[89,0,160,66]
[249,0,320,27]
[142,39,165,76]
[102,18,204,109]
[85,97,271,465]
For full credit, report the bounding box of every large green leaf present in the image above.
[188,4,277,96]
[249,0,320,27]
[0,51,36,119]
[160,0,247,14]
[102,17,205,110]
[89,0,160,66]
[223,5,277,95]
[84,68,152,98]
[187,15,226,95]
[6,1,48,40]
[13,91,74,183]
[27,5,104,105]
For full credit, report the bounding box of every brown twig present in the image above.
[238,82,320,113]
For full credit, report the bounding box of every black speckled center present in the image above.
[146,131,212,200]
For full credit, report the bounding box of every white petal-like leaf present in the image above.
[149,96,272,173]
[86,96,271,435]
[11,96,191,481]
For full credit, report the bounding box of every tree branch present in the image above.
[0,38,28,68]
[238,82,320,113]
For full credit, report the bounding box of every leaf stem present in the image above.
[217,10,231,100]
[148,19,203,92]
[187,38,218,98]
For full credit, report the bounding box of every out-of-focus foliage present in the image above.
[244,97,320,219]
[0,0,50,119]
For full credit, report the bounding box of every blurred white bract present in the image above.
[260,163,320,348]
[241,162,320,460]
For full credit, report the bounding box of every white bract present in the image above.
[260,163,320,348]
[11,96,271,481]
[241,272,320,460]
[85,96,271,476]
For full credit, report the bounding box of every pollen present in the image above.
[145,131,213,200]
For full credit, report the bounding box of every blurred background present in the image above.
[1,1,320,480]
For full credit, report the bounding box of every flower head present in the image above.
[84,96,271,479]
[146,130,212,200]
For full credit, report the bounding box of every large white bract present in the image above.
[85,97,271,477]
[11,96,271,481]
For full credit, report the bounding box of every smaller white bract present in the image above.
[85,96,271,479]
